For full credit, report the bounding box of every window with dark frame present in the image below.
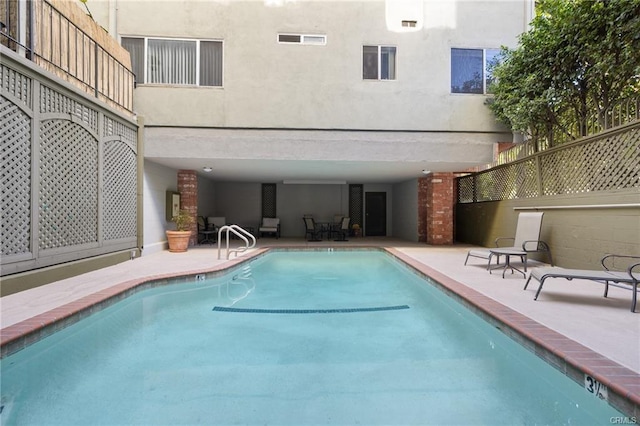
[450,47,500,94]
[121,37,223,87]
[363,45,396,81]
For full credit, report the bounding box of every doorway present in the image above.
[365,192,386,236]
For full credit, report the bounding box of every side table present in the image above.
[489,248,527,278]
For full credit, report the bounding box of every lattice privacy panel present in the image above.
[103,140,137,241]
[457,176,475,203]
[1,96,32,256]
[104,117,137,150]
[514,159,540,198]
[262,183,277,218]
[458,123,639,203]
[41,85,99,132]
[39,119,98,249]
[473,159,539,202]
[349,184,364,228]
[2,59,138,275]
[1,64,32,109]
[540,127,639,195]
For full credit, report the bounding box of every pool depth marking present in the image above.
[212,305,410,314]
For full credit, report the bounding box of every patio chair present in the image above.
[464,212,552,270]
[207,217,227,232]
[303,217,322,241]
[197,216,216,244]
[333,217,351,241]
[524,254,640,312]
[327,214,344,239]
[259,217,280,238]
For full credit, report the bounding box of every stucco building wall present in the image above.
[87,0,533,248]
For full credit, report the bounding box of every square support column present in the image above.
[177,170,198,246]
[418,173,455,245]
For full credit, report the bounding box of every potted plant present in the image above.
[352,223,361,237]
[166,209,193,252]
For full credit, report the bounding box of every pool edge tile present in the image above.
[385,247,640,418]
[2,246,638,418]
[0,249,269,358]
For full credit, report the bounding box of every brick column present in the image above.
[418,173,455,245]
[417,178,429,243]
[177,170,198,246]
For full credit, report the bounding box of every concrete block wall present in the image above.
[455,190,640,269]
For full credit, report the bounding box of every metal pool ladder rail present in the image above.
[217,225,256,260]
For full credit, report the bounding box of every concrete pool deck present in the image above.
[1,238,639,415]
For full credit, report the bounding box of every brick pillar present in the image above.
[417,178,429,243]
[418,173,455,245]
[177,170,198,246]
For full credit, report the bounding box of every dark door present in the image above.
[365,192,386,236]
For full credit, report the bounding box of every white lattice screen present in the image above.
[103,139,137,241]
[458,123,640,203]
[39,120,99,249]
[1,95,32,256]
[1,59,138,275]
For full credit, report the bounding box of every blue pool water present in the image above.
[0,250,623,425]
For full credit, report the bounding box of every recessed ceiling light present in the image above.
[203,167,213,173]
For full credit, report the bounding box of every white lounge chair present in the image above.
[259,217,280,238]
[464,212,553,270]
[524,254,640,312]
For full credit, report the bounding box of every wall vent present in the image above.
[278,34,326,45]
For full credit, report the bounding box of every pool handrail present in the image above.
[217,225,256,260]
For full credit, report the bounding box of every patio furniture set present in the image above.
[464,212,639,313]
[304,215,351,242]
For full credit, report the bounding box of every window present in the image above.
[278,34,327,45]
[363,45,396,80]
[121,37,223,87]
[450,48,500,94]
[121,38,144,85]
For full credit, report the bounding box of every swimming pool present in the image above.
[0,250,624,424]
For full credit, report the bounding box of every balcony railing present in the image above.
[1,0,134,114]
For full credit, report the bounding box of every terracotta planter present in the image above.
[166,230,192,252]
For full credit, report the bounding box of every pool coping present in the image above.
[0,248,270,358]
[1,245,638,418]
[386,247,640,419]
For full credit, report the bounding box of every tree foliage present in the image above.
[487,0,640,146]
